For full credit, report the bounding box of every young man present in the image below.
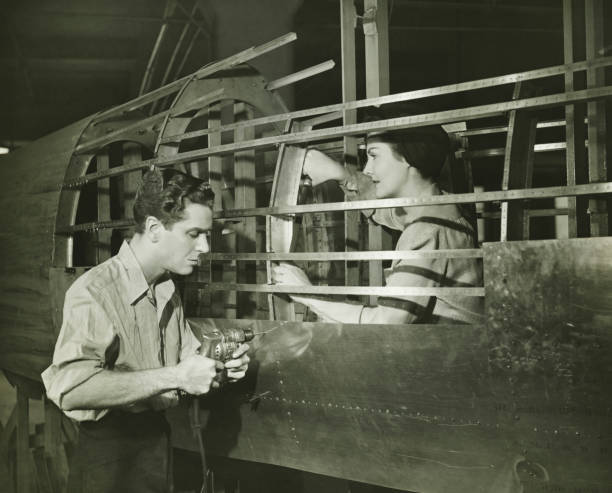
[42,169,250,493]
[272,120,484,325]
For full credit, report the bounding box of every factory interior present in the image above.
[0,1,611,492]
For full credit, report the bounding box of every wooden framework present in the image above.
[0,2,611,492]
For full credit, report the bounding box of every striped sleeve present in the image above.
[378,223,446,322]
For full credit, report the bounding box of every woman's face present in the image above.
[363,140,411,199]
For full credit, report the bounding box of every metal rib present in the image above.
[91,32,297,123]
[200,250,483,261]
[266,60,336,91]
[55,183,612,233]
[64,85,612,188]
[187,283,485,297]
[158,56,612,144]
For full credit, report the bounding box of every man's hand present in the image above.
[174,354,223,395]
[224,343,250,382]
[303,149,348,186]
[272,263,312,286]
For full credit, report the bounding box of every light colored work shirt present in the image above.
[342,172,484,324]
[42,241,200,422]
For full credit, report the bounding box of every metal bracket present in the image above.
[362,7,378,35]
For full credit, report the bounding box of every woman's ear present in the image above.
[144,215,163,242]
[399,155,412,171]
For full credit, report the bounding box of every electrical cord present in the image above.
[190,398,212,493]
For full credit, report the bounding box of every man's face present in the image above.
[158,202,212,275]
[363,141,411,199]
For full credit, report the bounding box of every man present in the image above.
[272,114,483,325]
[42,168,250,493]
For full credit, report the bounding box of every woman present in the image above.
[272,119,483,325]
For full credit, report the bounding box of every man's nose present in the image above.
[363,158,374,176]
[196,234,209,253]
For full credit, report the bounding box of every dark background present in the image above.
[0,0,572,143]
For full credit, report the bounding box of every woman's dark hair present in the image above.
[362,104,450,180]
[133,168,215,233]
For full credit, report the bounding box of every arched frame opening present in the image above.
[53,67,291,321]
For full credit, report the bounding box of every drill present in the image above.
[201,326,255,365]
[192,326,255,493]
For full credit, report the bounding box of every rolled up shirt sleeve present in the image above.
[42,286,116,421]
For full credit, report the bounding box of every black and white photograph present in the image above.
[0,1,611,492]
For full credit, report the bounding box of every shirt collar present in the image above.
[391,184,463,229]
[117,241,175,305]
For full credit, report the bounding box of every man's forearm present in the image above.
[60,366,178,411]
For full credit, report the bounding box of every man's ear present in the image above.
[144,216,163,242]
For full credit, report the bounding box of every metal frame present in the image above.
[63,83,612,188]
[52,23,612,321]
[190,283,484,297]
[157,56,612,144]
[56,182,612,233]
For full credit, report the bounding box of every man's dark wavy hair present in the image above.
[133,168,215,233]
[362,103,450,180]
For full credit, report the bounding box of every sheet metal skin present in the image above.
[0,112,158,380]
[168,237,612,493]
[0,117,94,380]
[484,237,612,493]
[170,319,522,493]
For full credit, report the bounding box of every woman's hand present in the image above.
[303,149,348,186]
[271,263,312,286]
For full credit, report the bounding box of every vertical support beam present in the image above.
[122,142,142,242]
[187,159,208,317]
[16,387,33,493]
[267,120,308,321]
[96,148,112,263]
[364,0,390,96]
[0,404,17,489]
[208,103,224,318]
[563,0,590,238]
[150,2,198,114]
[43,398,68,493]
[234,103,257,318]
[585,0,609,236]
[222,103,237,319]
[256,134,273,318]
[214,103,238,319]
[207,105,224,212]
[500,82,538,241]
[341,0,361,289]
[313,187,332,284]
[139,0,177,97]
[449,133,478,239]
[364,0,391,304]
